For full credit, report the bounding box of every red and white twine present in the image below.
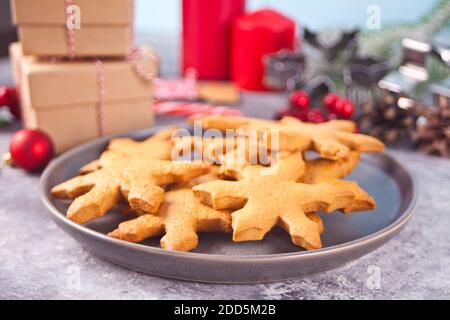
[153,101,242,118]
[58,0,236,136]
[95,60,106,137]
[154,68,199,101]
[126,46,157,82]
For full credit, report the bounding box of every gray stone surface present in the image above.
[1,53,450,300]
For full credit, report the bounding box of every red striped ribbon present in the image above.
[153,101,242,118]
[95,60,106,137]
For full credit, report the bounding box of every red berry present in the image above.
[323,93,340,112]
[340,100,355,119]
[293,109,309,122]
[307,109,325,123]
[289,90,310,111]
[334,99,345,115]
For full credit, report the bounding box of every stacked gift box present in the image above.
[9,0,157,153]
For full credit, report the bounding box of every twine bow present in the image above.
[62,0,156,137]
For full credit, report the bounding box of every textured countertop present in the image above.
[1,53,450,300]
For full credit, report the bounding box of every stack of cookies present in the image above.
[51,115,385,252]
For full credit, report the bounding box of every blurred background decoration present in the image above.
[132,0,443,76]
[0,1,17,57]
[0,0,449,162]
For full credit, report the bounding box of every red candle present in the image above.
[231,9,296,91]
[182,0,246,80]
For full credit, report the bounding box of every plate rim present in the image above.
[40,125,419,263]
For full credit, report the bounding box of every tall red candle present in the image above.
[231,9,296,91]
[182,0,246,80]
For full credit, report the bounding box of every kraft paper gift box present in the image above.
[13,43,157,153]
[11,0,134,57]
[9,42,23,85]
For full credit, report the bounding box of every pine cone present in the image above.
[358,96,417,144]
[411,103,450,157]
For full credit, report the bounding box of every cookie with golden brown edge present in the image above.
[120,158,210,214]
[52,151,210,224]
[191,117,312,152]
[302,151,361,184]
[52,151,131,224]
[197,115,384,160]
[109,188,232,252]
[280,116,384,160]
[193,151,374,250]
[111,188,324,251]
[302,151,375,213]
[79,126,178,174]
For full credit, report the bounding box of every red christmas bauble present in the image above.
[7,87,21,119]
[9,129,54,171]
[0,86,21,119]
[0,86,9,105]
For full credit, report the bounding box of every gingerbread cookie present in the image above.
[53,152,210,224]
[79,126,177,174]
[197,115,384,160]
[280,116,384,160]
[302,151,361,184]
[193,151,374,250]
[121,158,210,214]
[52,151,131,224]
[192,117,311,152]
[109,188,232,252]
[303,152,375,213]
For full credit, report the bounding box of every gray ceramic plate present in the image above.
[40,125,418,283]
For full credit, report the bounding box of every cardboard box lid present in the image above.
[20,47,157,109]
[12,0,133,25]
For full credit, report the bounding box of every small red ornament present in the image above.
[6,87,21,119]
[0,86,9,105]
[9,129,54,172]
[290,90,310,111]
[0,86,21,119]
